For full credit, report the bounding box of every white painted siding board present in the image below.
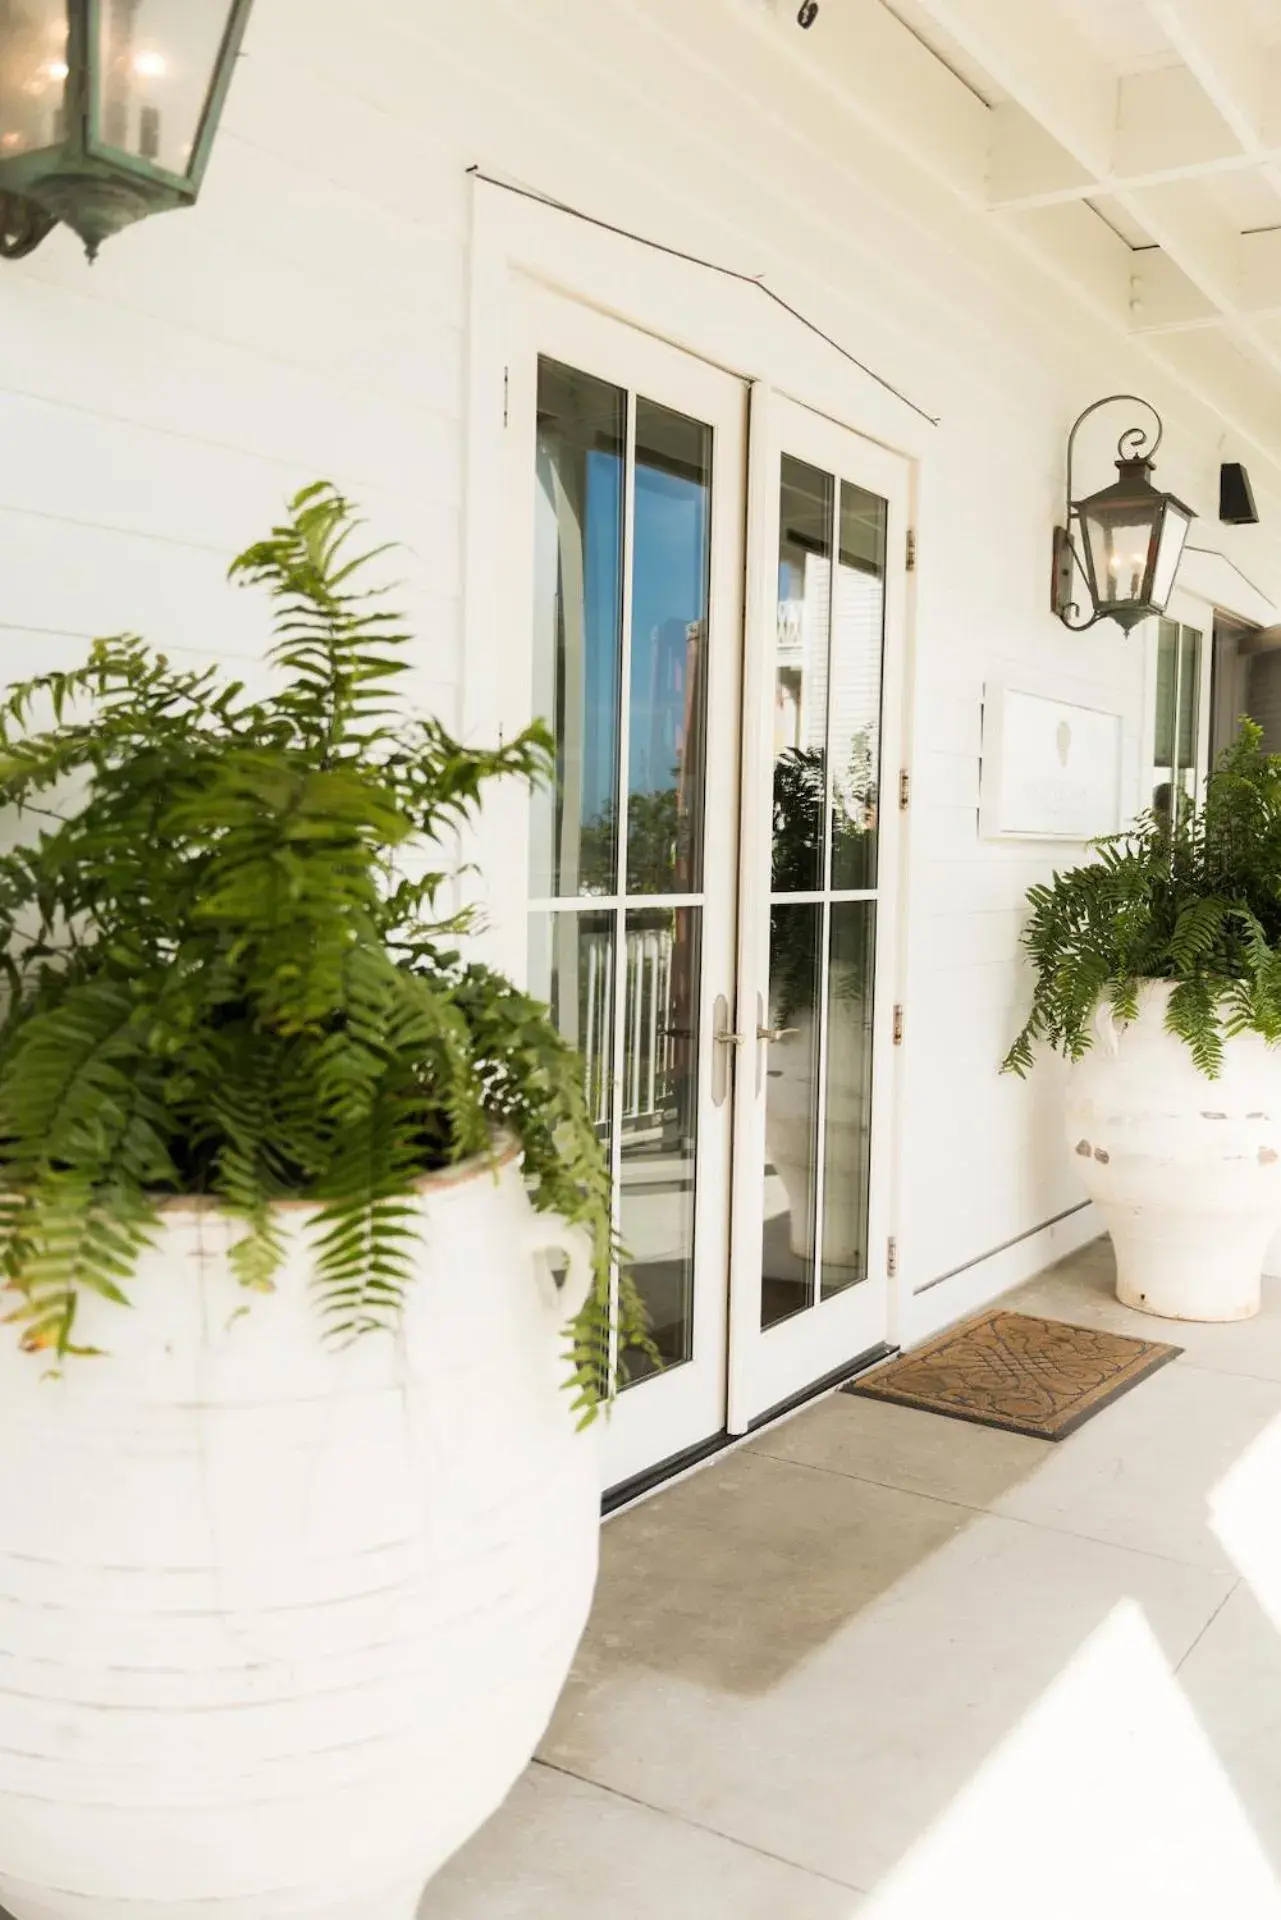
[0,288,450,490]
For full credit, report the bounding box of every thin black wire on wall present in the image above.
[466,166,942,429]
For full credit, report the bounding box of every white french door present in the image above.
[500,290,908,1494]
[504,290,745,1490]
[727,391,908,1431]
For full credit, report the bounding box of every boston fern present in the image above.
[1005,721,1281,1080]
[0,482,647,1411]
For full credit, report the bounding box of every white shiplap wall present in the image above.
[4,0,1281,1339]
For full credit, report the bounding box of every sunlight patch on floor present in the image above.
[1211,1411,1281,1630]
[860,1599,1281,1919]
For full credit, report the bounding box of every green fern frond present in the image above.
[1006,724,1281,1079]
[0,482,640,1409]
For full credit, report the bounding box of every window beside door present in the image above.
[1150,616,1203,828]
[1142,604,1211,829]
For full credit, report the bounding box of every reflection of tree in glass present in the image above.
[770,748,825,1025]
[831,725,879,889]
[576,806,620,897]
[771,743,876,1023]
[578,785,694,895]
[772,746,826,891]
[833,726,876,828]
[628,787,690,894]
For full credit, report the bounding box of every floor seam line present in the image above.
[529,1756,872,1896]
[746,1446,1239,1576]
[1165,1356,1281,1388]
[1174,1575,1242,1673]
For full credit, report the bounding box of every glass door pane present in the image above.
[821,900,877,1299]
[531,358,625,900]
[760,455,887,1334]
[530,353,716,1395]
[761,902,822,1329]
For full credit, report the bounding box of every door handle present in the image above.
[757,1024,800,1043]
[711,995,743,1108]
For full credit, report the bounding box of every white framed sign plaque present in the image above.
[980,685,1123,842]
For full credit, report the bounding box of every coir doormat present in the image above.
[845,1308,1182,1441]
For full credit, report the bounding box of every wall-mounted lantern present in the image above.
[1052,395,1195,634]
[0,1,254,262]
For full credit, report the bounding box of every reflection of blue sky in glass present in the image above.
[630,462,707,798]
[582,454,707,815]
[582,448,623,823]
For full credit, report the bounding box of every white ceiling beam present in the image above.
[910,0,1281,389]
[991,69,1251,208]
[1112,66,1246,182]
[1141,0,1263,155]
[1122,180,1242,312]
[732,0,1281,478]
[906,0,1117,177]
[1133,230,1281,331]
[1127,249,1220,333]
[986,103,1093,208]
[1142,0,1281,207]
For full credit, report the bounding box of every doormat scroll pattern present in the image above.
[845,1309,1182,1440]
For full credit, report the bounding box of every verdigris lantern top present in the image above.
[0,0,254,260]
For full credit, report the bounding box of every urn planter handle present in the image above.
[525,1214,595,1327]
[1094,997,1123,1059]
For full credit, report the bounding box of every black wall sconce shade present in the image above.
[1220,462,1259,526]
[0,0,255,261]
[1052,395,1195,634]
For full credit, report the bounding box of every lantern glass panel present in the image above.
[0,0,68,158]
[1150,501,1192,612]
[1082,500,1159,611]
[96,0,231,178]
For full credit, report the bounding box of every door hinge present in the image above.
[898,767,911,810]
[887,1235,899,1278]
[905,527,917,572]
[503,366,510,428]
[892,1004,904,1045]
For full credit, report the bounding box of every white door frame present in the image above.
[463,176,922,1488]
[727,386,911,1432]
[464,173,931,750]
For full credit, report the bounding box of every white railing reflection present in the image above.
[580,922,677,1134]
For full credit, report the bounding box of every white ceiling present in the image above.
[1058,0,1211,73]
[868,0,1281,450]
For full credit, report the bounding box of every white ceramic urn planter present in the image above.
[1066,981,1281,1321]
[0,1139,600,1920]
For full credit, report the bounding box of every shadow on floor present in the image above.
[423,1237,1281,1917]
